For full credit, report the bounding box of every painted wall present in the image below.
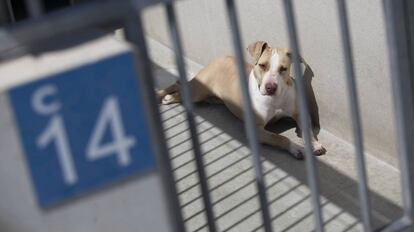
[143,0,398,167]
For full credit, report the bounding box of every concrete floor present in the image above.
[154,67,403,232]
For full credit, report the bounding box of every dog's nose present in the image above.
[265,83,277,95]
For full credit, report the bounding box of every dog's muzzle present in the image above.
[265,82,277,95]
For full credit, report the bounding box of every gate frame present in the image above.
[382,0,414,231]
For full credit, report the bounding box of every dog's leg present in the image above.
[292,114,326,156]
[161,77,212,105]
[258,127,305,159]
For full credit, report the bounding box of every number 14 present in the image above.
[33,85,136,185]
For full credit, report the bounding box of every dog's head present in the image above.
[247,41,298,96]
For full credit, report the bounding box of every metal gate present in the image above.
[0,0,413,231]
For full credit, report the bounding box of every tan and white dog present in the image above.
[157,41,326,159]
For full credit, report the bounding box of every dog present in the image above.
[157,41,326,159]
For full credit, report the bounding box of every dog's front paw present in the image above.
[312,142,326,156]
[289,143,305,160]
[289,142,326,159]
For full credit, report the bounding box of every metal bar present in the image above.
[6,0,15,23]
[24,0,44,18]
[123,7,185,232]
[0,0,168,60]
[164,2,217,232]
[383,0,414,227]
[379,216,412,232]
[0,1,128,60]
[281,1,324,231]
[224,0,273,231]
[336,1,372,231]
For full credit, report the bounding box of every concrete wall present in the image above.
[142,0,398,167]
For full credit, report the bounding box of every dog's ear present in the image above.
[247,41,268,64]
[286,50,306,65]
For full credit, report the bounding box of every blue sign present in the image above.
[9,53,156,208]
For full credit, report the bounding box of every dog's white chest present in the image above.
[249,73,296,125]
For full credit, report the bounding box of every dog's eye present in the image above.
[258,63,266,69]
[278,66,287,73]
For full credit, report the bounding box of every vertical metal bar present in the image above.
[336,1,372,231]
[6,0,15,23]
[281,1,324,231]
[380,216,411,232]
[123,7,185,232]
[24,0,44,18]
[164,2,218,232]
[383,0,414,228]
[224,1,273,231]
